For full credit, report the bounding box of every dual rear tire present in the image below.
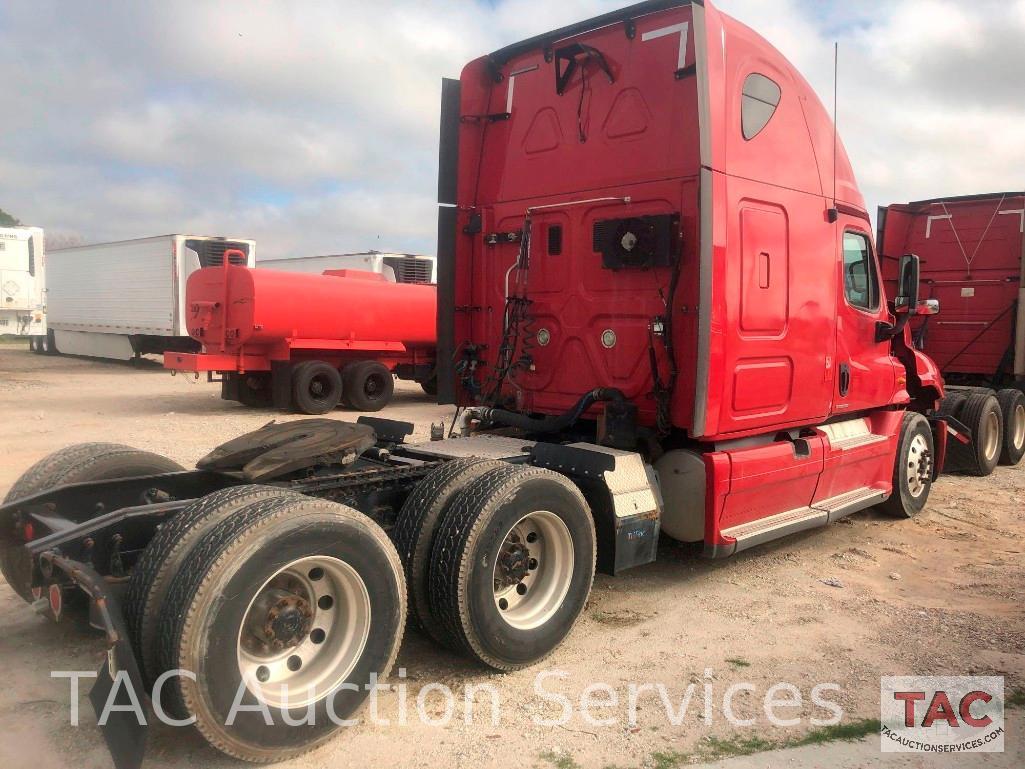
[126,490,405,762]
[2,443,184,602]
[394,461,596,671]
[290,360,394,414]
[939,389,1023,475]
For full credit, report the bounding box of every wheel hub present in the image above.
[237,555,372,709]
[906,434,932,498]
[244,586,314,652]
[496,536,531,589]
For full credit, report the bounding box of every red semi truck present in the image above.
[1,3,961,767]
[879,192,1025,473]
[163,256,438,413]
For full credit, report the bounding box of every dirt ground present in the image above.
[0,343,1021,769]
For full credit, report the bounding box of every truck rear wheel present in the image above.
[391,457,505,647]
[157,495,405,761]
[949,391,1003,476]
[343,361,394,412]
[292,361,343,414]
[125,485,302,688]
[878,412,933,518]
[2,443,183,602]
[996,389,1025,466]
[428,465,595,671]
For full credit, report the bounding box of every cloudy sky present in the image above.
[2,0,1023,258]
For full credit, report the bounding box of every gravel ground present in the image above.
[0,343,1021,769]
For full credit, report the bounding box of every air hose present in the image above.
[471,388,626,434]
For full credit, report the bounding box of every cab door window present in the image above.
[842,231,879,311]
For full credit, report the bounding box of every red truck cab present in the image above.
[437,0,946,556]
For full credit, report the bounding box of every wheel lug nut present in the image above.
[516,583,527,595]
[528,558,538,570]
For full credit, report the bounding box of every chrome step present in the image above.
[719,485,887,555]
[721,506,827,553]
[828,433,888,450]
[813,486,888,521]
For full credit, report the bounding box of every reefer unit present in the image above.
[0,226,46,345]
[258,251,436,284]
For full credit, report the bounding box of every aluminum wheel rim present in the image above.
[906,433,931,498]
[1012,403,1025,451]
[237,555,371,708]
[492,511,574,631]
[982,410,1000,462]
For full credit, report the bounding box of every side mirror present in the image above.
[876,253,931,343]
[895,254,921,314]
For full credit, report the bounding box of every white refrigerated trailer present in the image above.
[258,251,437,284]
[47,235,256,360]
[0,226,48,350]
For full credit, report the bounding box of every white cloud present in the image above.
[1,0,1022,256]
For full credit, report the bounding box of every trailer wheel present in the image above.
[158,495,404,761]
[420,377,438,397]
[949,391,1003,476]
[292,361,343,414]
[996,388,1025,466]
[428,465,595,671]
[391,457,505,647]
[343,361,394,412]
[1,443,183,602]
[125,484,303,689]
[878,412,934,518]
[936,391,968,419]
[237,373,273,407]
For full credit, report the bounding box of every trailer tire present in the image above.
[391,457,506,647]
[158,495,404,761]
[125,484,303,689]
[936,392,968,419]
[949,392,1003,476]
[878,412,934,519]
[28,336,37,353]
[1,443,183,603]
[420,377,438,397]
[428,465,595,671]
[996,388,1025,466]
[292,361,343,414]
[343,360,394,412]
[237,372,273,408]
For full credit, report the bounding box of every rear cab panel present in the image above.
[453,3,702,429]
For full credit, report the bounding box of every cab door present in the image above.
[833,223,896,414]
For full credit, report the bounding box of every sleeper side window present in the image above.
[741,73,781,140]
[842,231,879,311]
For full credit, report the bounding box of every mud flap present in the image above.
[42,554,150,769]
[89,652,149,769]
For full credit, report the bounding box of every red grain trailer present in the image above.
[164,258,437,413]
[879,192,1025,471]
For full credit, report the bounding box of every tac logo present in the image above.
[880,676,1004,753]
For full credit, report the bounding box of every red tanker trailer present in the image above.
[163,252,437,413]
